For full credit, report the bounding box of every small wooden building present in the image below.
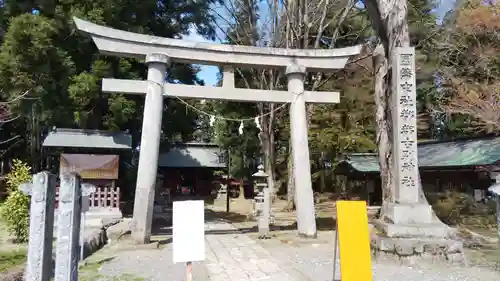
[335,136,500,206]
[156,142,227,201]
[42,128,132,212]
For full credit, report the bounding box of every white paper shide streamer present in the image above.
[255,117,262,131]
[238,121,244,135]
[209,115,215,127]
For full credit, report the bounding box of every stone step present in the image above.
[372,236,463,253]
[371,235,465,265]
[375,221,455,238]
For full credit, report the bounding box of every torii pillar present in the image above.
[73,17,362,243]
[286,64,316,236]
[131,54,170,242]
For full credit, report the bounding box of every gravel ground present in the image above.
[371,264,499,281]
[92,237,500,281]
[92,247,208,281]
[264,239,500,281]
[88,216,500,281]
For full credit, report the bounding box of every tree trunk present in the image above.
[261,131,276,198]
[372,44,395,205]
[364,0,410,218]
[259,110,276,201]
[285,144,296,211]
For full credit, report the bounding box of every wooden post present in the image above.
[226,179,230,213]
[186,261,193,281]
[332,220,339,281]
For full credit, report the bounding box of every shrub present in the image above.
[432,191,496,227]
[0,160,32,243]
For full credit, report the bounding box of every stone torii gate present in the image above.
[74,17,362,243]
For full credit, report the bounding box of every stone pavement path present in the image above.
[95,211,500,281]
[97,213,298,281]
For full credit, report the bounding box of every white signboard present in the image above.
[474,189,485,202]
[173,200,205,263]
[490,171,500,181]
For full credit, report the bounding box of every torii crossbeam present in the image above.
[74,17,362,244]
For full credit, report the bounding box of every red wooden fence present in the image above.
[55,186,120,209]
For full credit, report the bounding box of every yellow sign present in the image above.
[336,200,373,281]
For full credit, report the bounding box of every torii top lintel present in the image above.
[73,17,362,72]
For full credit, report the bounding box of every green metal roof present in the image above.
[42,128,132,150]
[158,143,227,168]
[337,137,500,173]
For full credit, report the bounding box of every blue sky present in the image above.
[436,0,457,20]
[185,0,456,86]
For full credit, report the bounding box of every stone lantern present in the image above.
[488,182,500,247]
[253,164,270,238]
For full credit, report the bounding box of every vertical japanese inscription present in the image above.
[393,47,419,203]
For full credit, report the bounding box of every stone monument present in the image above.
[371,47,464,264]
[21,172,94,281]
[73,17,362,243]
[20,172,57,281]
[55,173,82,281]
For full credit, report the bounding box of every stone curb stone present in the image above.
[371,235,466,266]
[82,228,108,260]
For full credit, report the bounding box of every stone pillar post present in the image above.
[392,47,419,204]
[286,64,317,238]
[259,187,271,238]
[490,177,500,248]
[20,172,56,281]
[55,173,82,281]
[496,192,500,247]
[253,165,270,237]
[80,183,96,260]
[131,53,170,244]
[386,47,432,224]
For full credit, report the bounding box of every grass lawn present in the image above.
[0,202,27,274]
[78,261,145,281]
[0,249,27,273]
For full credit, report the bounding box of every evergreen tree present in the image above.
[0,0,218,166]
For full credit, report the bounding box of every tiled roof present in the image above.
[42,128,132,150]
[158,143,227,168]
[336,136,500,173]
